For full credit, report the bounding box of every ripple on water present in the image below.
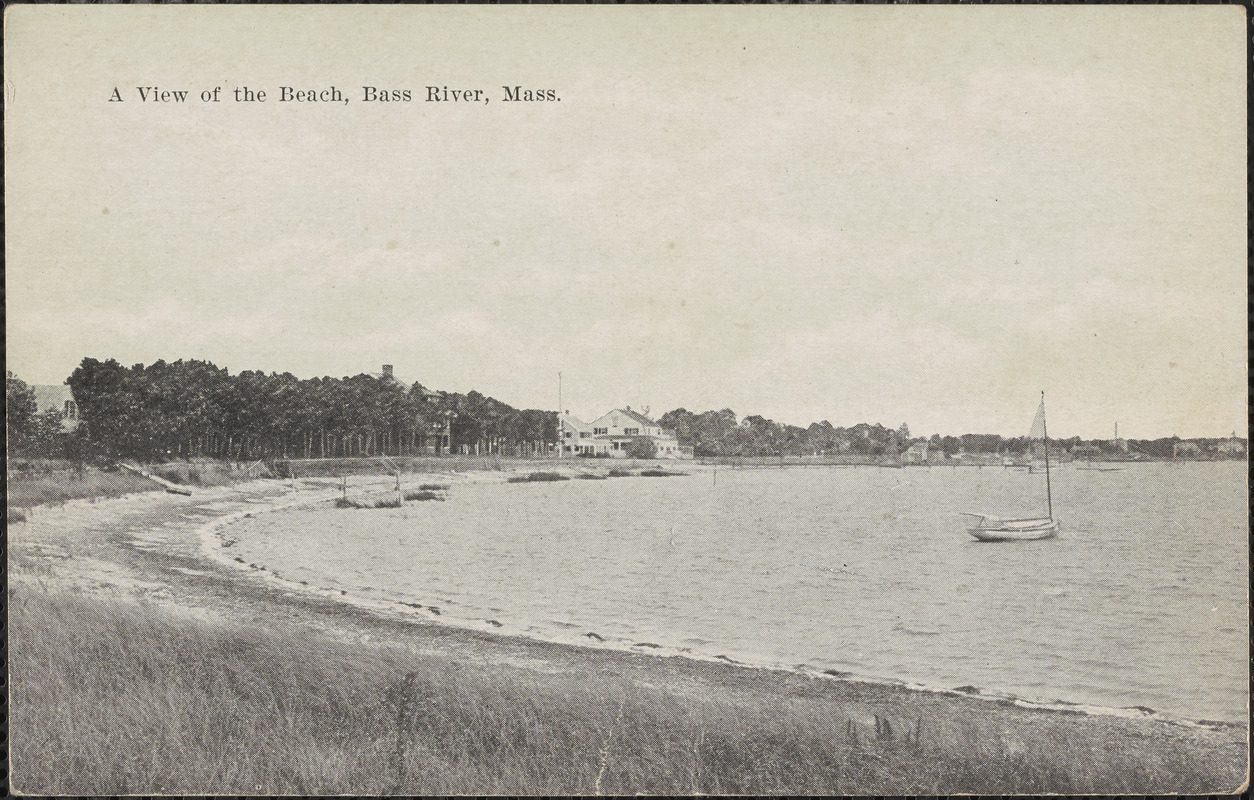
[222,463,1248,723]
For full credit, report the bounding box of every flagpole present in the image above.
[1041,391,1052,519]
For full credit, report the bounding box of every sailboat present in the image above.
[961,393,1060,541]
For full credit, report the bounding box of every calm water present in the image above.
[227,462,1247,722]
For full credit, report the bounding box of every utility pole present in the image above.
[557,371,563,459]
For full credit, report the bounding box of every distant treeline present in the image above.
[5,360,1244,463]
[7,359,556,462]
[659,408,1244,460]
[659,410,1037,459]
[659,410,913,459]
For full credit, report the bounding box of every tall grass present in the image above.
[9,586,1240,795]
[6,467,160,508]
[148,461,241,487]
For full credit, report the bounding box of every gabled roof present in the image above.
[561,412,590,431]
[369,371,412,388]
[613,408,657,428]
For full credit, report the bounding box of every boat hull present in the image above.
[962,513,1059,541]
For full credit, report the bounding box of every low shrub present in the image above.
[403,490,444,502]
[506,472,570,483]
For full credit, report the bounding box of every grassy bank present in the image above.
[10,585,1239,795]
[6,467,161,510]
[6,459,252,512]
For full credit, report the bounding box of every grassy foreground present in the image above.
[10,585,1237,796]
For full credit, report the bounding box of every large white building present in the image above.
[560,407,691,459]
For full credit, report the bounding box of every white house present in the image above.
[1172,440,1202,458]
[559,412,595,456]
[902,440,929,464]
[562,407,691,459]
[31,384,79,431]
[1215,433,1246,457]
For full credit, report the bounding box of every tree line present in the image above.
[6,359,1244,463]
[7,359,557,463]
[656,410,1010,459]
[655,408,1243,461]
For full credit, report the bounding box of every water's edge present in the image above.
[196,477,1240,732]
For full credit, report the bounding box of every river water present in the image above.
[224,461,1247,723]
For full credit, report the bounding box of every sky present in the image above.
[4,6,1246,440]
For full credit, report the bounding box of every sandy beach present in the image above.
[8,471,1249,795]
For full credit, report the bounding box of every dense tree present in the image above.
[625,437,657,459]
[7,371,38,450]
[62,358,556,462]
[6,371,80,459]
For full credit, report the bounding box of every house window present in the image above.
[594,427,607,435]
[579,432,590,438]
[624,427,639,435]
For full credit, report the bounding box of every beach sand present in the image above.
[7,472,1249,794]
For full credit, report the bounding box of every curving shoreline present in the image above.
[9,473,1250,794]
[204,469,1245,732]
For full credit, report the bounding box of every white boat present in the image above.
[962,512,1059,541]
[963,392,1059,542]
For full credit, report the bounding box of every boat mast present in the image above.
[1041,390,1052,518]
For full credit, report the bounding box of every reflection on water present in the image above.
[230,461,1247,722]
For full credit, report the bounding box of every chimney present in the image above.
[382,364,394,380]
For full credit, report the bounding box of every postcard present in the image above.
[5,5,1247,795]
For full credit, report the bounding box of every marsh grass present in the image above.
[402,490,443,502]
[148,461,242,488]
[507,472,570,483]
[336,496,404,509]
[9,587,1236,796]
[6,467,161,508]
